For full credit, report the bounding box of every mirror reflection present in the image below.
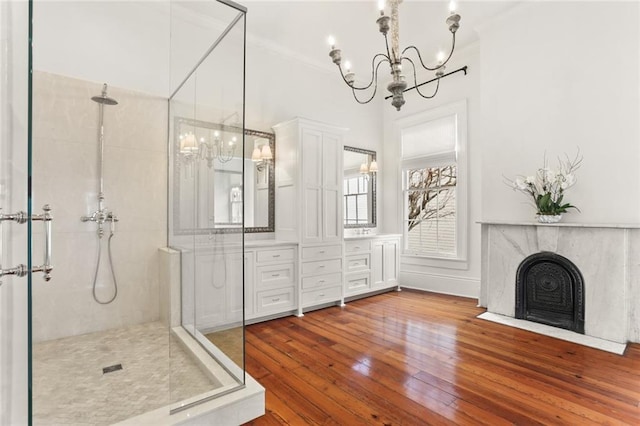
[174,117,275,234]
[343,146,377,228]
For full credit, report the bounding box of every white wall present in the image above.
[32,72,168,341]
[381,44,482,298]
[478,1,640,224]
[380,1,640,299]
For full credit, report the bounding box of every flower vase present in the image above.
[537,214,562,224]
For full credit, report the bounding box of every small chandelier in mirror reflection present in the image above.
[328,0,463,111]
[360,160,378,180]
[251,139,273,171]
[179,130,237,168]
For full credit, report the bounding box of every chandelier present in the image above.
[179,130,237,168]
[328,0,464,111]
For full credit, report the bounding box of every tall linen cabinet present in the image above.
[273,118,346,316]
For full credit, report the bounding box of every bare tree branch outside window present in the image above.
[407,165,456,232]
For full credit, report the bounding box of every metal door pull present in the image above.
[0,205,53,285]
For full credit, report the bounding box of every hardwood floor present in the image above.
[243,289,640,425]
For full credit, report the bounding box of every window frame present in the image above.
[396,100,468,269]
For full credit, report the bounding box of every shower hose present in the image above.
[92,231,118,304]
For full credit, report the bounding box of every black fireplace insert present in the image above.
[515,251,585,334]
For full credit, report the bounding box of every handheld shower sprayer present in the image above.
[81,83,120,305]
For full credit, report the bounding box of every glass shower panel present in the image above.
[193,9,246,380]
[168,0,247,412]
[0,1,30,424]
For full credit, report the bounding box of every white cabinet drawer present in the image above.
[301,244,342,260]
[301,258,342,275]
[256,287,296,313]
[345,240,371,254]
[345,272,371,293]
[302,286,342,307]
[301,272,342,290]
[256,263,295,289]
[256,248,295,263]
[345,254,370,272]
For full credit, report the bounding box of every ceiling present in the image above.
[240,1,518,75]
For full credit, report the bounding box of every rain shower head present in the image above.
[91,83,118,105]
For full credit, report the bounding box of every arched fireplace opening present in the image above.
[516,252,585,334]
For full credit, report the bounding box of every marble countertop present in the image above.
[244,240,297,248]
[478,220,640,229]
[169,240,296,252]
[344,233,403,240]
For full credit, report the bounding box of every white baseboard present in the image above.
[399,271,480,299]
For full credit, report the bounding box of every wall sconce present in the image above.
[360,160,379,179]
[252,140,273,171]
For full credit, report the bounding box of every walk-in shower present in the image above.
[81,83,119,304]
[17,0,258,424]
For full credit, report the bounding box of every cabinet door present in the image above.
[372,241,384,287]
[301,128,323,244]
[322,132,343,242]
[383,240,399,285]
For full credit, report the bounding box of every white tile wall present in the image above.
[32,71,168,342]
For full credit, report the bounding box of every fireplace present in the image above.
[515,251,585,334]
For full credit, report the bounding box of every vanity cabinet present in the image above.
[344,235,401,298]
[180,242,297,330]
[273,118,347,314]
[372,237,400,288]
[299,243,343,311]
[249,244,297,319]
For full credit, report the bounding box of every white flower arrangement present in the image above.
[507,151,583,216]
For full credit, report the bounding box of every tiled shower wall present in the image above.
[32,71,167,342]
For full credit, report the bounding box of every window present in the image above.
[405,164,457,256]
[398,101,467,263]
[344,175,369,225]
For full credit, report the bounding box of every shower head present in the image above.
[91,83,118,105]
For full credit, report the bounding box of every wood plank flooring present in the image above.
[243,289,640,425]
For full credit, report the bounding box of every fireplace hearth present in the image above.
[515,251,585,333]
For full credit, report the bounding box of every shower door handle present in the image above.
[0,208,28,285]
[0,205,53,284]
[32,204,53,281]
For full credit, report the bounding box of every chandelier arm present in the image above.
[350,86,378,105]
[349,59,389,104]
[401,32,457,72]
[403,57,441,99]
[337,53,390,91]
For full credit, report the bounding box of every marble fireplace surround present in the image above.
[479,221,640,344]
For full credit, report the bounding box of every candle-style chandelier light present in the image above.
[179,130,237,168]
[328,0,465,111]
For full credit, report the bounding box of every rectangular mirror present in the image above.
[343,146,377,228]
[173,117,275,234]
